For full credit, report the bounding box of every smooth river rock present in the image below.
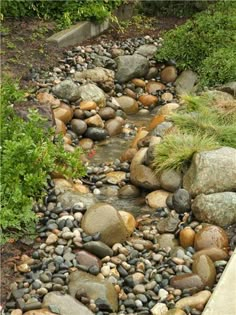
[115,96,139,114]
[176,290,211,310]
[159,169,182,192]
[192,254,216,288]
[194,225,229,251]
[192,247,228,262]
[170,273,204,291]
[83,241,113,258]
[179,227,195,248]
[145,190,169,209]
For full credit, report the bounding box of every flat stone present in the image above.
[170,273,204,291]
[83,241,113,258]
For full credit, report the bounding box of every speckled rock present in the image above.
[52,79,80,102]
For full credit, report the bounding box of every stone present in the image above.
[145,190,169,208]
[93,54,116,69]
[156,212,180,233]
[45,233,58,245]
[115,54,149,83]
[98,107,116,120]
[57,190,96,209]
[71,119,87,136]
[115,96,139,114]
[17,263,30,273]
[69,270,118,312]
[79,138,94,150]
[139,94,158,107]
[111,48,124,58]
[146,67,159,79]
[131,128,149,149]
[135,44,157,59]
[175,70,198,95]
[81,203,128,246]
[53,178,73,189]
[160,66,178,83]
[146,81,165,94]
[118,185,140,199]
[84,127,109,141]
[83,241,113,258]
[132,78,146,88]
[179,227,195,248]
[148,115,165,131]
[85,114,104,128]
[150,121,173,137]
[23,309,56,315]
[105,118,123,136]
[161,92,174,102]
[120,148,137,162]
[176,290,211,310]
[192,254,216,288]
[151,302,168,315]
[157,233,179,250]
[42,292,93,315]
[53,104,73,124]
[11,310,23,315]
[183,147,236,196]
[217,81,236,97]
[194,225,229,251]
[78,83,106,107]
[79,100,97,110]
[75,250,101,268]
[159,102,180,116]
[165,309,186,315]
[119,211,136,235]
[130,164,160,190]
[170,273,204,291]
[52,79,80,102]
[159,169,182,192]
[172,189,191,213]
[106,171,126,185]
[192,247,228,262]
[192,192,236,227]
[55,118,67,135]
[74,67,114,88]
[36,92,60,107]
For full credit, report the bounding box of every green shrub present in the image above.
[0,77,86,243]
[156,1,236,86]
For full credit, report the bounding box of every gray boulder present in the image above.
[78,83,106,107]
[183,147,236,196]
[52,79,80,102]
[192,192,236,227]
[175,70,198,95]
[115,54,149,83]
[135,44,158,59]
[159,169,182,192]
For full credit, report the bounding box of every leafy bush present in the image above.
[0,77,86,242]
[156,1,236,86]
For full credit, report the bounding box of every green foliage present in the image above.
[0,77,86,242]
[153,94,236,172]
[156,1,236,86]
[1,0,123,28]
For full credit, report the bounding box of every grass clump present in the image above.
[0,77,86,243]
[153,94,236,172]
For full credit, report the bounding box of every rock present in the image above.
[115,96,139,114]
[53,178,73,189]
[84,127,109,141]
[158,102,180,116]
[98,107,116,120]
[55,118,67,135]
[37,92,60,107]
[68,270,118,312]
[79,138,94,150]
[130,164,160,190]
[42,292,93,315]
[170,273,204,291]
[53,104,73,124]
[217,81,236,97]
[146,81,165,94]
[194,225,229,251]
[118,185,140,199]
[145,190,169,208]
[159,169,182,192]
[81,203,128,246]
[192,192,236,227]
[160,66,178,83]
[165,309,186,315]
[150,121,173,137]
[138,94,158,107]
[179,227,195,248]
[157,233,179,250]
[175,70,198,95]
[79,100,97,110]
[172,189,191,213]
[111,48,124,58]
[183,147,236,196]
[132,78,146,88]
[115,54,149,83]
[52,80,80,102]
[71,119,87,136]
[192,254,216,288]
[23,310,56,315]
[45,233,58,245]
[125,272,145,287]
[57,190,96,209]
[78,83,106,107]
[175,290,211,310]
[192,247,228,261]
[120,148,137,162]
[11,310,23,315]
[75,250,101,269]
[17,263,30,273]
[85,114,104,128]
[119,211,136,235]
[105,171,126,184]
[83,241,113,258]
[148,115,165,131]
[156,212,180,233]
[131,128,149,149]
[135,44,157,59]
[105,118,123,136]
[146,67,159,79]
[161,92,174,102]
[151,302,168,315]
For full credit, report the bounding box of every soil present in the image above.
[0,15,187,308]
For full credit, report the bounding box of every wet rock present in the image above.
[69,270,118,312]
[192,254,216,288]
[57,190,96,209]
[119,211,136,235]
[83,241,113,258]
[170,274,204,291]
[156,212,180,233]
[175,70,198,95]
[172,189,191,213]
[135,44,157,59]
[130,164,160,190]
[139,94,158,107]
[175,290,211,310]
[145,190,169,208]
[98,107,116,120]
[81,203,128,246]
[192,247,228,262]
[85,114,104,128]
[55,118,67,135]
[118,184,140,199]
[78,83,106,107]
[192,192,236,227]
[159,169,182,192]
[52,79,80,102]
[115,54,149,83]
[146,81,165,94]
[53,103,73,124]
[84,127,109,141]
[115,96,139,114]
[157,233,179,250]
[42,292,93,315]
[194,225,229,251]
[105,118,124,136]
[106,171,126,184]
[183,147,236,196]
[79,138,94,150]
[179,227,195,248]
[160,66,178,83]
[71,119,87,136]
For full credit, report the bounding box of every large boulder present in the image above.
[183,147,236,196]
[52,79,80,102]
[42,292,93,315]
[175,70,198,95]
[81,203,129,246]
[192,192,236,227]
[115,55,149,83]
[78,83,106,107]
[69,270,118,312]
